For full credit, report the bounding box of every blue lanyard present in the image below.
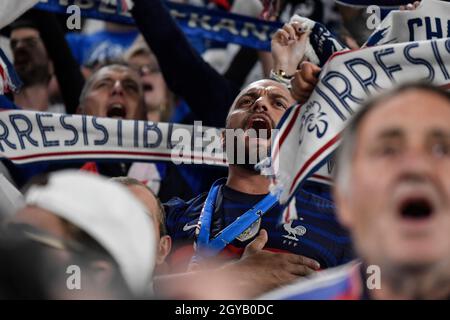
[196,179,278,257]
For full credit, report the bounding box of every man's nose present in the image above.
[12,40,26,51]
[111,80,124,96]
[398,148,434,178]
[252,97,269,112]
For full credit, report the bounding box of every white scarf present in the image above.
[0,0,39,29]
[268,36,450,220]
[364,0,450,47]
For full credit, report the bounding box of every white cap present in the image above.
[0,173,24,218]
[24,170,156,296]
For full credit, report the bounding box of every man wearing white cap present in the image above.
[7,170,156,299]
[111,176,172,276]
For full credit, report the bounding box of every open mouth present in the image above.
[107,103,127,119]
[14,51,30,66]
[245,115,273,139]
[399,197,434,220]
[143,83,153,92]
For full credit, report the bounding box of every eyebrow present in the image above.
[11,36,39,41]
[268,92,289,102]
[121,77,139,84]
[376,128,404,140]
[238,92,259,100]
[238,90,289,102]
[95,76,139,84]
[427,129,450,139]
[375,128,450,142]
[96,77,113,82]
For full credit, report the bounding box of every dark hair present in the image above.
[9,19,39,33]
[110,176,167,237]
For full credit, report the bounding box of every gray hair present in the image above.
[334,82,450,194]
[78,63,141,109]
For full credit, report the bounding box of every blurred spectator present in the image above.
[125,36,177,122]
[0,231,57,299]
[263,83,450,300]
[111,177,172,276]
[15,10,86,115]
[4,171,156,298]
[78,63,145,120]
[9,19,53,111]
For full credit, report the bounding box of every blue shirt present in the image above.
[164,181,354,270]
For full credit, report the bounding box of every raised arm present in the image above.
[130,0,239,127]
[29,9,85,114]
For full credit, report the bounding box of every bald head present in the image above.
[222,79,295,169]
[226,79,295,128]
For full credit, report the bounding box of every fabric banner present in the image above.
[267,37,450,211]
[307,158,335,186]
[289,15,347,67]
[34,0,282,51]
[0,110,227,167]
[308,0,450,188]
[0,49,22,95]
[0,0,39,29]
[0,107,330,188]
[364,0,450,47]
[335,0,412,7]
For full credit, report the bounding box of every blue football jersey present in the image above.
[164,181,354,271]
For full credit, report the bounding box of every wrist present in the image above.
[270,69,293,87]
[273,59,297,76]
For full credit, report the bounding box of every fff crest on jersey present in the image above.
[283,220,307,241]
[236,218,261,242]
[298,101,329,146]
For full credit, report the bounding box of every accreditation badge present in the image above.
[236,217,261,242]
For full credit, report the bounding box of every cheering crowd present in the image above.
[0,0,449,300]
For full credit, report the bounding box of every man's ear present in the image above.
[220,129,226,149]
[48,61,55,76]
[156,235,172,265]
[76,105,82,115]
[333,186,354,230]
